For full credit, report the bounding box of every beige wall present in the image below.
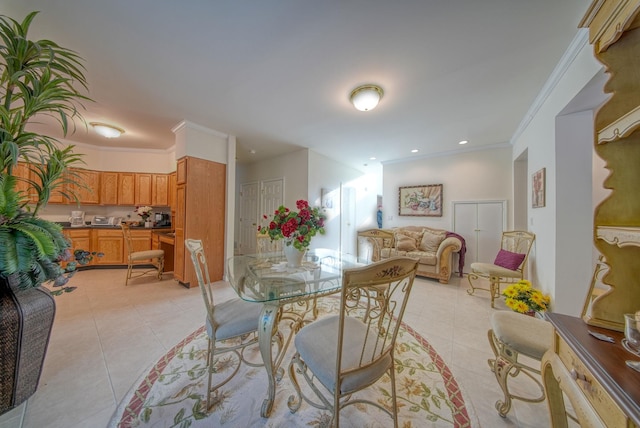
[382,146,513,232]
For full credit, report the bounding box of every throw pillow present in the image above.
[419,229,446,252]
[494,249,526,270]
[395,234,417,252]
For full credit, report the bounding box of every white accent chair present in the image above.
[185,239,263,413]
[287,256,419,427]
[467,230,536,308]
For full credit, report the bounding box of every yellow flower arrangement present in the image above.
[502,279,550,314]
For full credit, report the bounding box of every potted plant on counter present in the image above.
[0,11,92,414]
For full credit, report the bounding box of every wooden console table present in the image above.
[542,313,640,427]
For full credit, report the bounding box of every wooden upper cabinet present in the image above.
[135,173,152,206]
[100,172,118,205]
[13,162,36,203]
[118,173,136,205]
[151,174,169,206]
[168,172,177,211]
[67,168,100,205]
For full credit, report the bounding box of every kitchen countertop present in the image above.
[58,222,172,230]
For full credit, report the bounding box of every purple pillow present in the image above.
[494,249,526,270]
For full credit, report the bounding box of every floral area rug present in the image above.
[109,298,477,427]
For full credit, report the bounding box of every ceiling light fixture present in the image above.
[90,122,125,138]
[459,140,468,145]
[350,85,384,111]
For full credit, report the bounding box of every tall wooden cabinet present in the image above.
[580,0,640,332]
[173,156,226,288]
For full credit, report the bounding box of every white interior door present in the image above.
[452,200,506,272]
[261,178,284,222]
[239,182,259,254]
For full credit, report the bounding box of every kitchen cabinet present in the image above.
[93,229,124,265]
[128,229,153,265]
[118,173,135,205]
[173,156,225,287]
[62,229,92,267]
[135,173,152,206]
[100,172,118,205]
[151,174,169,206]
[13,162,36,203]
[168,172,177,211]
[67,168,100,205]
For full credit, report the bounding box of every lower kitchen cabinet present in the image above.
[63,228,92,267]
[64,228,161,267]
[93,229,124,265]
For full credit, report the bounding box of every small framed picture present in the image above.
[532,168,546,208]
[399,184,443,217]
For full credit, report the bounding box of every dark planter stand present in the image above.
[0,275,55,415]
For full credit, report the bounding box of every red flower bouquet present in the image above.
[258,200,326,250]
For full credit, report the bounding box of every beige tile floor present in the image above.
[0,269,552,428]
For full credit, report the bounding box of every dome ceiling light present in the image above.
[350,85,384,112]
[90,122,125,138]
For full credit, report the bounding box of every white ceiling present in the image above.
[3,0,590,171]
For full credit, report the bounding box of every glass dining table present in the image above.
[226,248,364,417]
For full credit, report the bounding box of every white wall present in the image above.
[58,138,175,173]
[382,146,513,231]
[236,149,378,253]
[307,151,378,251]
[511,32,603,314]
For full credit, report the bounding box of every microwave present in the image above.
[91,216,123,226]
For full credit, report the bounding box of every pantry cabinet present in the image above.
[173,156,225,287]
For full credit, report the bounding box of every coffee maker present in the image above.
[154,212,171,227]
[69,211,85,227]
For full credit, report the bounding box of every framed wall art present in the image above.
[532,168,546,208]
[398,184,443,217]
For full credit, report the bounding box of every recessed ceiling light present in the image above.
[411,149,419,153]
[459,140,468,145]
[369,157,376,160]
[90,122,124,138]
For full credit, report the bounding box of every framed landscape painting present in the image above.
[399,184,443,217]
[532,168,545,208]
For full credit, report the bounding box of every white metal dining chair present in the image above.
[121,223,164,285]
[185,239,263,413]
[287,256,419,427]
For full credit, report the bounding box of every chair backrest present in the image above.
[256,233,283,254]
[185,239,216,319]
[121,223,134,257]
[335,257,419,388]
[500,230,535,273]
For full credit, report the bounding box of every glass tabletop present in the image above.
[227,249,364,303]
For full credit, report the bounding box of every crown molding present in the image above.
[510,28,590,144]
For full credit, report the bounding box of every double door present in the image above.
[452,200,506,273]
[238,178,284,255]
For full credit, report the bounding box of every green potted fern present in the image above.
[0,11,92,414]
